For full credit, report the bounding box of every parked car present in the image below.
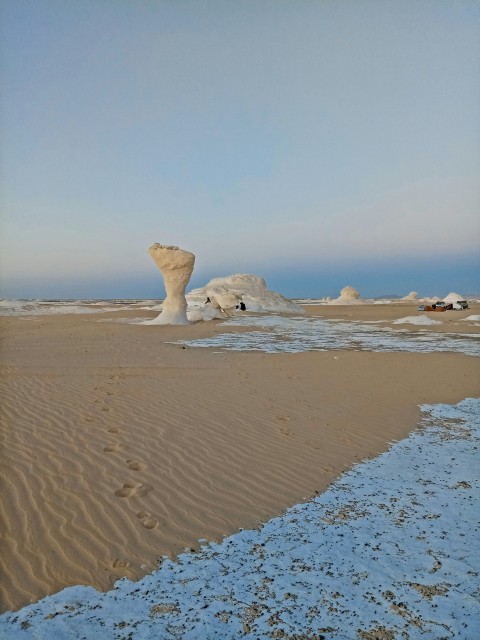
[418,300,469,312]
[418,305,446,311]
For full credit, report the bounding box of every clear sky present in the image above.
[1,0,479,299]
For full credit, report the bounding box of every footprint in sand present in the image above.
[112,558,129,568]
[126,459,147,471]
[279,427,292,436]
[136,511,158,530]
[115,482,152,498]
[103,442,120,452]
[106,427,119,433]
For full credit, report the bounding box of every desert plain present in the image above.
[1,302,479,612]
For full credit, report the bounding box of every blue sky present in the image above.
[1,0,479,299]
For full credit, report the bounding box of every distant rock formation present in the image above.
[148,244,195,325]
[401,291,418,301]
[443,292,465,303]
[330,285,361,304]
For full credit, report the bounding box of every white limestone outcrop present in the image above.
[443,292,465,303]
[148,244,195,325]
[329,285,361,304]
[205,290,241,318]
[401,291,418,301]
[187,274,304,318]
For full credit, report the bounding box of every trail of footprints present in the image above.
[90,376,159,536]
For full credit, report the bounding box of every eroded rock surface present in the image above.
[148,244,195,325]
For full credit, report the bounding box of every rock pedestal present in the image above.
[148,244,195,325]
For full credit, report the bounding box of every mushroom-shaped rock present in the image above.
[339,286,360,301]
[148,244,195,325]
[330,285,361,304]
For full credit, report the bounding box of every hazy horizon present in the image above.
[1,1,479,299]
[2,251,479,301]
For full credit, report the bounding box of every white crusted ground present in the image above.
[1,398,479,639]
[179,315,480,357]
[392,316,442,326]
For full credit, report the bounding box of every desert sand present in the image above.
[1,303,479,612]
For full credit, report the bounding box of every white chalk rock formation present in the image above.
[187,289,241,322]
[207,288,242,315]
[443,292,465,303]
[401,291,418,301]
[148,244,195,325]
[329,285,361,304]
[187,274,304,319]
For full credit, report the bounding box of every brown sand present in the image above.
[1,303,479,612]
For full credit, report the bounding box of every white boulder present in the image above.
[206,288,242,317]
[329,285,361,304]
[187,274,304,318]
